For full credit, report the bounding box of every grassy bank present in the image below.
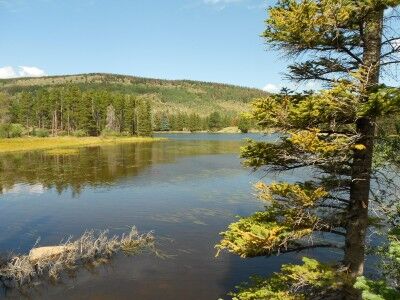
[0,136,164,153]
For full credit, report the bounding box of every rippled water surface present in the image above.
[0,133,310,299]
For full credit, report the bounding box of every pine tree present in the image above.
[176,112,188,131]
[113,92,126,133]
[136,100,153,137]
[0,92,11,124]
[160,113,170,131]
[48,88,60,135]
[237,113,251,133]
[217,1,400,299]
[188,113,201,132]
[81,91,99,136]
[208,111,222,131]
[125,95,138,135]
[169,114,177,131]
[153,112,162,131]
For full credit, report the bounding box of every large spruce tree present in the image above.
[136,100,153,137]
[217,1,400,299]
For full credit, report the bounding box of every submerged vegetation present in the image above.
[0,227,155,289]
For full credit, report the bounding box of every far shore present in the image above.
[0,136,164,154]
[155,127,269,134]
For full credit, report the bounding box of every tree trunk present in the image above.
[60,100,63,131]
[55,109,58,135]
[343,7,384,300]
[67,111,70,135]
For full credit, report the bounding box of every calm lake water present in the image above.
[0,133,336,299]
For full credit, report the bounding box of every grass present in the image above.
[0,227,156,289]
[0,136,164,153]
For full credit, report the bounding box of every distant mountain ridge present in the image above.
[0,73,268,116]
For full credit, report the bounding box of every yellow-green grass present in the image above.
[0,136,164,154]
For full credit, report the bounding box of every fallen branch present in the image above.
[0,227,155,289]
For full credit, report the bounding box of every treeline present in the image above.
[0,87,153,137]
[0,86,256,138]
[153,111,252,132]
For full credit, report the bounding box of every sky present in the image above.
[1,1,397,91]
[0,0,297,91]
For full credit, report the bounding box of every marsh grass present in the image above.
[0,136,164,153]
[0,227,155,289]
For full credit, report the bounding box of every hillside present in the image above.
[0,73,267,116]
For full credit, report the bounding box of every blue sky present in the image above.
[1,1,397,91]
[0,0,294,91]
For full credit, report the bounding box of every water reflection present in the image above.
[0,140,241,196]
[0,134,296,300]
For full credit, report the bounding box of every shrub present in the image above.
[0,124,11,138]
[120,131,131,137]
[101,128,121,137]
[9,124,25,138]
[0,124,25,138]
[57,131,69,136]
[72,130,87,137]
[238,114,252,134]
[33,128,50,137]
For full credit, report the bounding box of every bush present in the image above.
[120,131,131,136]
[101,128,121,137]
[33,128,50,137]
[9,124,25,138]
[72,130,87,137]
[57,131,69,136]
[0,124,25,138]
[238,115,251,134]
[0,124,11,138]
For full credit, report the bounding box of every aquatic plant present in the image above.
[0,227,155,289]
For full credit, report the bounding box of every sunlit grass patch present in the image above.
[0,136,165,153]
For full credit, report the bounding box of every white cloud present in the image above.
[0,66,46,79]
[262,83,280,93]
[262,81,321,94]
[18,66,46,77]
[0,66,18,79]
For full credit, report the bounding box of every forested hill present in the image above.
[0,73,267,116]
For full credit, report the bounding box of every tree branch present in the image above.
[276,243,344,255]
[340,46,363,64]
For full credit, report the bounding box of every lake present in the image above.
[0,133,330,299]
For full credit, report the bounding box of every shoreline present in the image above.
[154,130,272,134]
[0,136,164,154]
[155,126,271,134]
